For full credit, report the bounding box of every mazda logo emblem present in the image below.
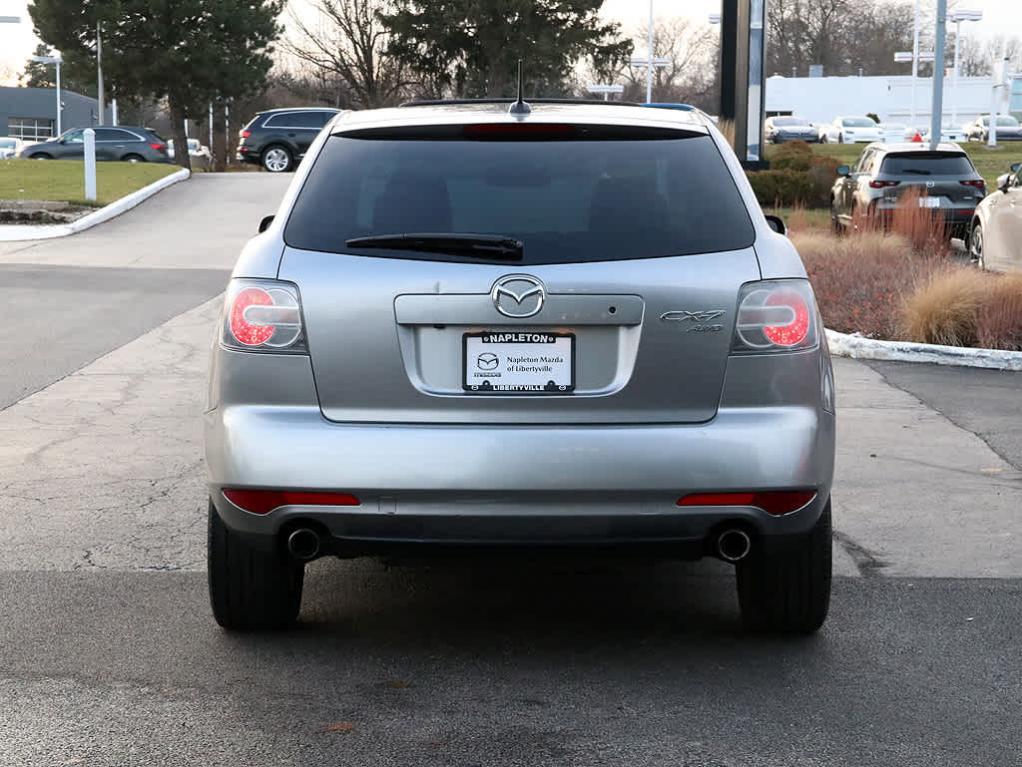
[491,275,546,318]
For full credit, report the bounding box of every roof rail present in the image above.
[399,98,646,108]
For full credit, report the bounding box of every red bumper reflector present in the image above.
[222,489,360,515]
[677,490,817,516]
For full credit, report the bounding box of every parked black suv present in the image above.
[236,107,340,172]
[830,142,986,238]
[20,126,170,162]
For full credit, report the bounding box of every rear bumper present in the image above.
[205,344,835,551]
[206,406,834,549]
[872,203,976,224]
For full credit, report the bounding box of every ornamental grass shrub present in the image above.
[795,223,1022,350]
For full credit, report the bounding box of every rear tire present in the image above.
[122,154,145,162]
[207,500,304,630]
[969,222,985,270]
[261,145,293,173]
[32,153,52,160]
[736,499,832,634]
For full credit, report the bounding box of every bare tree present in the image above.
[283,0,409,108]
[768,0,915,77]
[959,35,1022,78]
[619,17,716,105]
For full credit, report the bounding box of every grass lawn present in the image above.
[791,141,1022,190]
[0,160,179,206]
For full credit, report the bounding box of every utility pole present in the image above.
[988,43,1010,148]
[96,22,105,126]
[646,0,654,103]
[949,10,983,131]
[929,0,947,150]
[910,0,921,126]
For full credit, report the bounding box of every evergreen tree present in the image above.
[380,0,631,98]
[29,0,283,169]
[21,43,94,96]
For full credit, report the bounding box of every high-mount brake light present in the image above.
[677,491,817,516]
[222,281,305,352]
[733,280,817,353]
[462,123,577,139]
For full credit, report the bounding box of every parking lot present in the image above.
[1,173,1020,766]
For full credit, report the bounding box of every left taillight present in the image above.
[221,279,306,353]
[150,143,167,152]
[732,279,818,354]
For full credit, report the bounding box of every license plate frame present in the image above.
[919,196,942,208]
[462,331,575,395]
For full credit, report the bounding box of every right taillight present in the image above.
[732,280,819,353]
[240,129,251,140]
[221,279,306,353]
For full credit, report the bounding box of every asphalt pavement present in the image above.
[0,173,1020,766]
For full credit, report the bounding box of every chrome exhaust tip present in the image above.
[286,528,321,561]
[716,528,752,563]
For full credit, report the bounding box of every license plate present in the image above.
[919,197,942,208]
[463,332,575,394]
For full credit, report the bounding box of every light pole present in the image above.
[949,10,983,131]
[895,50,934,124]
[30,53,63,136]
[646,0,654,104]
[929,0,948,151]
[910,0,921,126]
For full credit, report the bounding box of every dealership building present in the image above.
[765,74,1022,127]
[0,87,113,142]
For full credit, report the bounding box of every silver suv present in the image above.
[205,101,836,633]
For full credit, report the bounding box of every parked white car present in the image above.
[820,116,883,144]
[969,161,1022,272]
[881,123,917,142]
[0,136,23,159]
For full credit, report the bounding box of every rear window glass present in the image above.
[284,130,755,264]
[880,152,976,175]
[772,117,806,126]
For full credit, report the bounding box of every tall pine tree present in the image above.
[29,0,283,170]
[380,0,631,98]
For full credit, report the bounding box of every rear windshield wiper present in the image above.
[345,233,524,260]
[900,169,933,175]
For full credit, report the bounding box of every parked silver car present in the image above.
[969,161,1022,271]
[205,100,836,634]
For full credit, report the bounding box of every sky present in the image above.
[1,0,1021,85]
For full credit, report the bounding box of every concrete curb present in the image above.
[827,329,1022,372]
[0,168,190,242]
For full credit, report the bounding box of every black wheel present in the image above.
[31,153,52,160]
[261,145,293,173]
[736,499,832,634]
[122,154,145,162]
[207,500,304,630]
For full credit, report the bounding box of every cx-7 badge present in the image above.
[660,309,726,332]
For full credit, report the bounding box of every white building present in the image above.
[765,74,1020,129]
